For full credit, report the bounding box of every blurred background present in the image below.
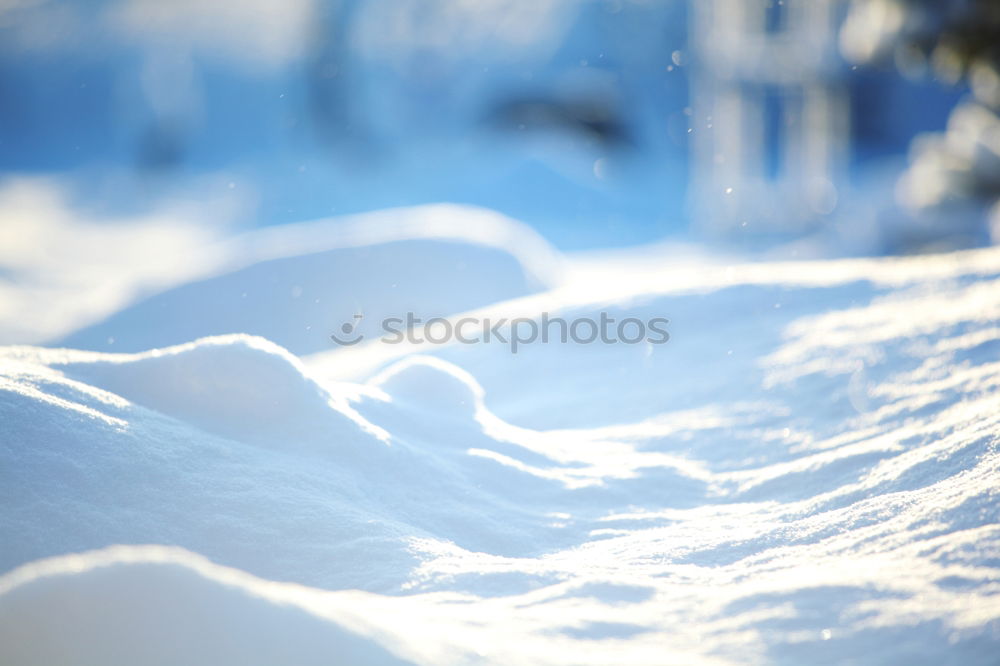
[1,0,999,251]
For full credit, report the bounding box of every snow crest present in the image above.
[47,334,389,449]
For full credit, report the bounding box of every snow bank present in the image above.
[58,204,561,355]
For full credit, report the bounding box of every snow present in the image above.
[1,207,999,664]
[42,335,388,448]
[57,204,560,355]
[0,178,223,345]
[0,546,420,666]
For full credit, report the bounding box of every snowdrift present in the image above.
[0,546,419,666]
[1,209,999,664]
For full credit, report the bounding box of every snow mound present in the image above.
[58,204,562,355]
[371,356,484,417]
[48,334,386,450]
[0,346,420,589]
[0,546,419,666]
[0,338,596,588]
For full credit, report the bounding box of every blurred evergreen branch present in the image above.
[841,0,1000,105]
[841,0,1000,242]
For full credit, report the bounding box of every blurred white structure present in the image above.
[690,0,848,236]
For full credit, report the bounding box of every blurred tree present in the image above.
[841,0,1000,245]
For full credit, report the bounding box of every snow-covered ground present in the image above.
[1,205,999,664]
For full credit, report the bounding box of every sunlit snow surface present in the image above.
[1,206,999,664]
